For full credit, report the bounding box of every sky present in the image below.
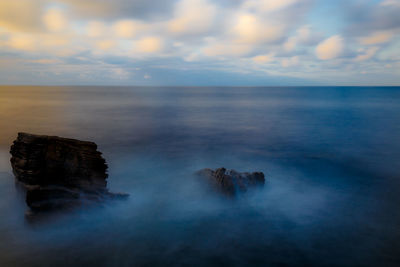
[0,0,399,86]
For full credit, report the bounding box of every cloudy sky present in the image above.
[0,0,399,85]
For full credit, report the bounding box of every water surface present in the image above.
[0,86,400,266]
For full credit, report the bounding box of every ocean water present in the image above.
[0,86,400,266]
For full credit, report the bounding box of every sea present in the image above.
[0,86,399,266]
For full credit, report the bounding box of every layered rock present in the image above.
[10,132,108,188]
[196,167,265,196]
[10,132,127,212]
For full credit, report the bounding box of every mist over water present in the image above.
[1,86,400,266]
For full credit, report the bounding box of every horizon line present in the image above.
[1,84,400,88]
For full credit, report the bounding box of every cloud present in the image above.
[4,31,73,55]
[41,35,70,47]
[344,0,400,36]
[203,39,252,57]
[243,0,299,13]
[355,47,379,61]
[284,37,296,52]
[232,13,283,44]
[0,0,399,85]
[135,36,163,53]
[29,58,62,64]
[0,1,44,32]
[110,67,131,79]
[283,25,311,51]
[252,53,275,63]
[380,0,400,8]
[42,8,68,32]
[113,20,142,39]
[58,0,174,20]
[168,0,217,35]
[7,35,36,51]
[281,56,299,67]
[96,40,116,50]
[316,35,344,60]
[296,25,311,42]
[359,31,394,45]
[86,21,106,38]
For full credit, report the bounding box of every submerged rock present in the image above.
[10,132,127,213]
[25,186,128,211]
[25,185,81,211]
[196,167,265,196]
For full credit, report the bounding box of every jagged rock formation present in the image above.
[196,167,265,196]
[10,132,127,212]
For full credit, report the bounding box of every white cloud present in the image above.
[41,35,70,47]
[29,59,61,64]
[359,31,394,45]
[0,0,399,85]
[135,36,163,53]
[355,47,379,61]
[252,53,275,63]
[296,25,311,42]
[7,34,36,51]
[284,36,297,51]
[203,38,252,57]
[168,0,217,35]
[42,8,68,32]
[232,13,283,44]
[283,25,311,51]
[243,0,298,13]
[87,21,106,38]
[113,20,142,39]
[316,35,344,60]
[0,1,43,31]
[5,30,75,55]
[380,0,400,7]
[96,40,116,50]
[281,56,299,67]
[110,68,130,79]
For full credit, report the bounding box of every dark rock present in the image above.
[10,132,107,189]
[25,186,129,211]
[26,186,82,211]
[10,132,127,212]
[196,167,265,196]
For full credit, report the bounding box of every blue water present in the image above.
[0,86,400,266]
